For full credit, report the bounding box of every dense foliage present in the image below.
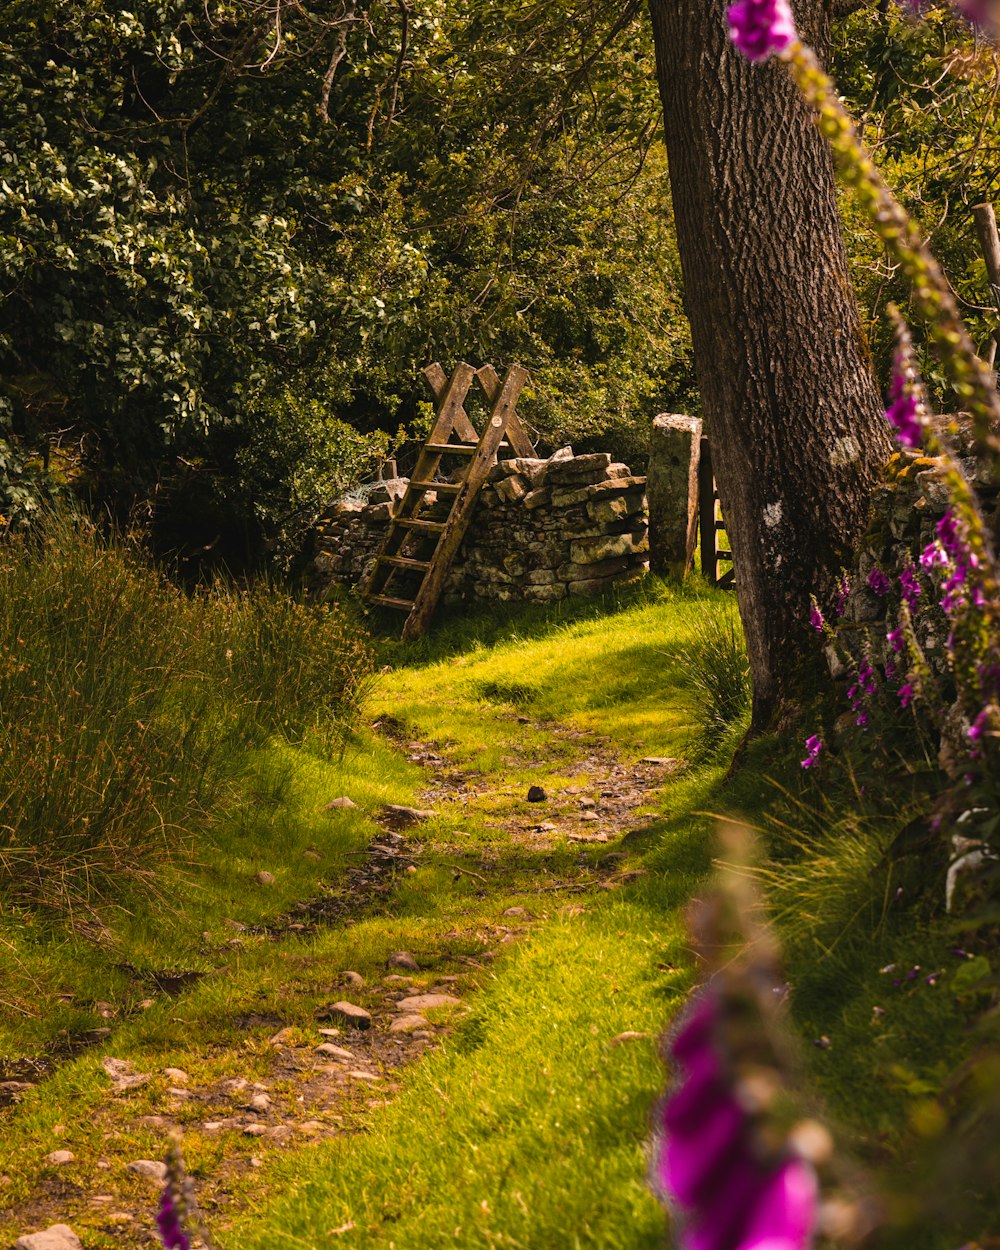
[0,0,691,558]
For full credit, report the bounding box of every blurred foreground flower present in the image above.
[157,1136,212,1250]
[727,0,797,61]
[650,827,851,1250]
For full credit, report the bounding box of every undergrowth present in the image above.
[0,512,373,912]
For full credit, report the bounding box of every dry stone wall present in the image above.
[311,448,649,605]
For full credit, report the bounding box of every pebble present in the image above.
[166,1087,191,1099]
[319,1001,372,1029]
[579,797,596,809]
[126,1159,168,1183]
[389,1014,428,1034]
[316,1043,354,1060]
[102,1057,152,1093]
[162,1068,189,1084]
[342,970,365,987]
[248,1093,272,1111]
[14,1225,82,1250]
[43,1151,74,1166]
[255,870,276,886]
[317,1027,343,1039]
[389,951,420,971]
[324,796,357,810]
[503,907,528,917]
[383,975,414,986]
[526,785,547,802]
[396,993,461,1012]
[303,850,322,861]
[244,1124,268,1137]
[347,1070,380,1082]
[579,811,599,822]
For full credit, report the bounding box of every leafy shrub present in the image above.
[678,608,752,755]
[0,513,372,910]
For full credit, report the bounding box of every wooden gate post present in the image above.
[647,414,703,577]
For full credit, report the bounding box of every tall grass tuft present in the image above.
[678,606,752,756]
[0,513,372,911]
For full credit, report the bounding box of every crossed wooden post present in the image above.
[362,361,534,639]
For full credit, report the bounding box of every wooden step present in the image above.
[424,442,477,456]
[397,518,447,533]
[424,441,511,455]
[368,594,416,611]
[380,556,432,571]
[410,479,462,495]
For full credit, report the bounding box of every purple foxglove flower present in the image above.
[800,734,823,769]
[157,1187,191,1250]
[885,388,923,448]
[920,541,947,571]
[898,683,914,708]
[727,0,798,60]
[885,660,897,681]
[936,511,962,561]
[899,564,921,608]
[654,988,819,1250]
[835,573,851,617]
[867,567,891,597]
[886,628,905,653]
[809,599,824,632]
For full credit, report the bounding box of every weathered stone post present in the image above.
[647,414,703,577]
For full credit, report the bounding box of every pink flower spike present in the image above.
[728,0,797,61]
[739,1157,819,1250]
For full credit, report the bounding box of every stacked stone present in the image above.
[311,479,408,588]
[830,415,998,682]
[450,449,648,603]
[309,448,649,604]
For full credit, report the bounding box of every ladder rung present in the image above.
[424,441,511,455]
[397,518,446,533]
[425,442,477,455]
[410,479,462,495]
[380,556,432,571]
[368,594,416,610]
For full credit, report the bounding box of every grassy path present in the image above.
[0,585,741,1248]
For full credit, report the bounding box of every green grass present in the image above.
[1,569,996,1249]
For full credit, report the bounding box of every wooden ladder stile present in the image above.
[362,361,532,639]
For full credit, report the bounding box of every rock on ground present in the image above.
[126,1159,168,1183]
[319,1001,372,1029]
[15,1226,82,1250]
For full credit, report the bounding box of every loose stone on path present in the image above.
[396,993,462,1012]
[14,1226,82,1250]
[126,1159,168,1183]
[318,1001,372,1029]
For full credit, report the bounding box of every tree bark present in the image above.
[648,0,892,732]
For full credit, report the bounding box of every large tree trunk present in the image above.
[648,0,891,732]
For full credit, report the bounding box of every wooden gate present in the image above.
[697,437,735,589]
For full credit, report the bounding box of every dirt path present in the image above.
[0,716,683,1249]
